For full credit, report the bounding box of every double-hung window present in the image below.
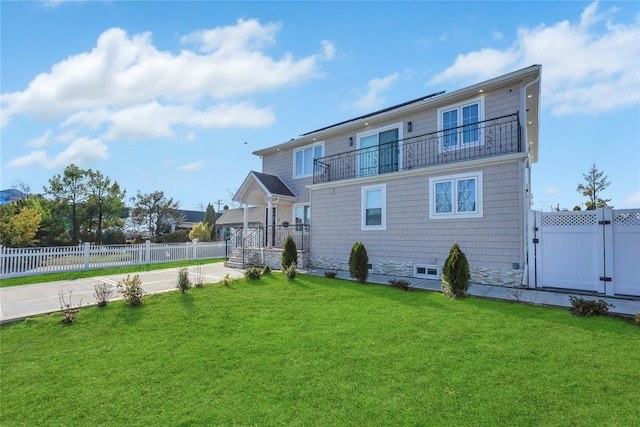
[438,97,484,151]
[429,172,483,219]
[294,142,324,179]
[361,184,386,230]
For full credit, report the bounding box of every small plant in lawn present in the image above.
[58,289,82,324]
[244,267,262,280]
[281,235,298,270]
[636,312,640,325]
[117,274,145,307]
[441,242,470,299]
[389,279,412,291]
[324,270,337,279]
[93,282,115,307]
[568,296,614,317]
[284,262,297,280]
[262,264,272,276]
[176,267,192,293]
[349,242,369,283]
[220,273,231,287]
[193,265,207,287]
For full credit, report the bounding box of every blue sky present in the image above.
[1,0,639,212]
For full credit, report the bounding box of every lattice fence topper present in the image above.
[613,210,640,226]
[540,212,598,227]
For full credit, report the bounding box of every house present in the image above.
[0,189,28,205]
[216,205,264,239]
[232,65,541,287]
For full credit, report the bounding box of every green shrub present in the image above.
[569,296,614,317]
[244,267,262,280]
[349,242,369,283]
[262,264,272,276]
[161,230,188,243]
[284,262,297,280]
[324,270,337,279]
[441,242,470,299]
[176,267,192,293]
[389,279,412,291]
[281,235,298,270]
[93,282,114,307]
[117,274,145,307]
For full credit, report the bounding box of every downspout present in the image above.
[522,75,540,284]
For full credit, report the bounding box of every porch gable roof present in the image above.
[233,171,297,205]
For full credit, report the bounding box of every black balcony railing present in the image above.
[230,225,310,253]
[314,113,521,184]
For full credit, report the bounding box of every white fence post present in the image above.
[145,240,151,264]
[83,242,91,269]
[192,239,198,259]
[602,208,614,296]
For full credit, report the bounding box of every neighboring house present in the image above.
[233,65,541,287]
[0,189,28,205]
[216,205,265,239]
[171,210,205,233]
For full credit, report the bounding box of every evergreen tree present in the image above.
[577,163,611,210]
[204,203,217,240]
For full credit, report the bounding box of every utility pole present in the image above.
[215,200,223,211]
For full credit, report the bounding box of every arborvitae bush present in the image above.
[284,262,297,280]
[117,274,145,306]
[244,267,262,280]
[441,243,470,299]
[281,235,298,270]
[262,264,272,275]
[349,242,369,283]
[176,267,192,293]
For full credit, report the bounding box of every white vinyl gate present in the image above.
[528,208,640,297]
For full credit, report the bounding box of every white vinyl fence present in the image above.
[1,240,229,279]
[528,208,640,297]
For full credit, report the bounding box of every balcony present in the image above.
[313,113,521,184]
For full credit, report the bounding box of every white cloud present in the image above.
[5,137,109,169]
[621,191,640,208]
[63,101,275,141]
[352,73,399,111]
[177,161,206,172]
[1,20,328,125]
[429,1,639,115]
[544,186,564,197]
[26,130,52,148]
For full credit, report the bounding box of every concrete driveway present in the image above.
[0,263,244,324]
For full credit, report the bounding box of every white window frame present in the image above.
[437,97,485,152]
[356,123,403,177]
[292,203,310,234]
[429,171,483,219]
[361,184,386,231]
[293,141,324,179]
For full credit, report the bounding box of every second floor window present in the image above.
[294,143,324,178]
[438,97,484,150]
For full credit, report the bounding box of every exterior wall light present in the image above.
[407,121,412,133]
[349,137,353,146]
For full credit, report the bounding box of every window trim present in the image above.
[293,141,324,179]
[437,97,485,152]
[429,171,483,219]
[356,123,403,177]
[361,183,386,231]
[292,203,310,234]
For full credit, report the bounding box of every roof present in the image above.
[216,207,264,226]
[0,189,28,205]
[179,210,205,224]
[233,171,298,205]
[252,65,541,163]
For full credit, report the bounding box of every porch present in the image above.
[313,113,521,184]
[225,225,310,269]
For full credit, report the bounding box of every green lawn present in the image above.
[1,273,638,426]
[0,258,224,288]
